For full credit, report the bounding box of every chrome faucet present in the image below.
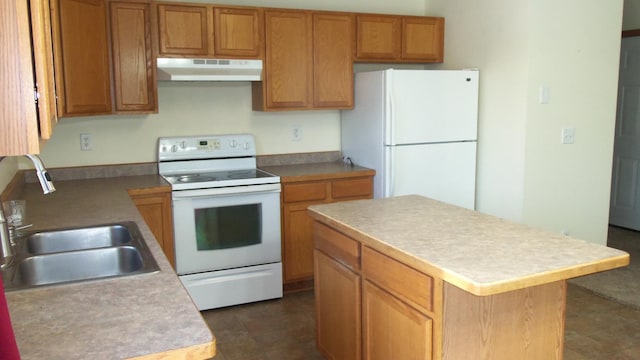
[25,154,56,194]
[1,154,56,266]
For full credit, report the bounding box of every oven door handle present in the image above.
[171,183,281,199]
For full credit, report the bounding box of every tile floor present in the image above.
[202,284,640,360]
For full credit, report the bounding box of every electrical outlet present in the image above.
[80,133,92,151]
[292,125,302,141]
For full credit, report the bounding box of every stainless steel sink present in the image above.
[2,222,159,291]
[25,223,133,254]
[15,246,147,286]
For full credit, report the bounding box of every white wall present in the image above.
[427,0,623,244]
[522,1,622,243]
[623,0,640,30]
[36,82,342,167]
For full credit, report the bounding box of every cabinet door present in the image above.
[363,281,433,360]
[1,0,40,155]
[355,14,401,61]
[402,17,444,62]
[156,4,211,56]
[259,10,312,110]
[313,13,353,109]
[282,203,316,282]
[315,250,362,360]
[213,7,262,58]
[52,0,112,116]
[31,0,58,140]
[110,1,157,113]
[130,192,175,269]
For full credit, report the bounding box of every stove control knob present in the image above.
[229,139,237,148]
[171,144,178,153]
[179,141,187,149]
[243,142,250,150]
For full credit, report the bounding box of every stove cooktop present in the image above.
[162,168,280,190]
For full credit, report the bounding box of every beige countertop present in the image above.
[261,161,375,182]
[308,195,630,296]
[5,176,215,359]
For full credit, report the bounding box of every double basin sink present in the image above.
[2,222,159,291]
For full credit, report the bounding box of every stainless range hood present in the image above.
[156,58,263,81]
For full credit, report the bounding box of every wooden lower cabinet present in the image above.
[314,221,437,360]
[281,174,373,291]
[314,220,568,360]
[128,189,175,269]
[363,281,433,360]
[314,250,361,360]
[283,203,316,282]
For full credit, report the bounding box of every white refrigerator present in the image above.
[341,69,479,209]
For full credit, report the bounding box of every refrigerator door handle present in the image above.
[385,146,395,197]
[385,71,395,146]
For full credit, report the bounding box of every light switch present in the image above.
[561,128,575,144]
[539,86,550,104]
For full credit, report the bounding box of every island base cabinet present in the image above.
[442,281,566,360]
[314,249,361,360]
[363,281,433,360]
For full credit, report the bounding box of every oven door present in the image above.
[172,183,281,275]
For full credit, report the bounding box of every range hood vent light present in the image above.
[156,58,263,81]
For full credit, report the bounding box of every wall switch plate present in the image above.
[561,128,575,144]
[539,86,550,104]
[80,133,92,151]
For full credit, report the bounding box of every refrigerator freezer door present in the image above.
[386,70,479,145]
[384,142,477,209]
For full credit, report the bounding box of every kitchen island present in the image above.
[308,195,629,360]
[4,176,215,359]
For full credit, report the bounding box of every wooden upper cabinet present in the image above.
[110,1,157,113]
[253,10,353,111]
[156,3,210,56]
[31,0,58,141]
[254,10,313,110]
[355,14,444,63]
[213,7,263,58]
[313,12,354,109]
[1,0,40,155]
[356,14,401,61]
[155,3,263,59]
[402,17,444,62]
[51,0,112,116]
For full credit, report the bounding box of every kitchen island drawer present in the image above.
[362,246,433,312]
[314,222,360,271]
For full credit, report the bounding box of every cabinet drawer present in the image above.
[331,177,373,200]
[314,222,360,271]
[362,246,433,312]
[283,182,327,203]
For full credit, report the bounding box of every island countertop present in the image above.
[4,176,215,360]
[308,195,629,296]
